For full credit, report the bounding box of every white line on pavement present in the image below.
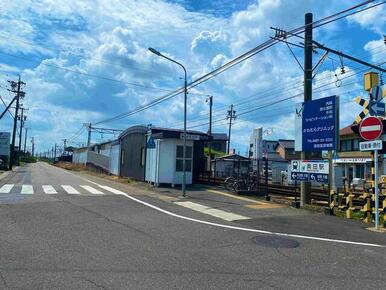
[97,185,385,248]
[52,165,385,248]
[42,185,57,194]
[21,185,33,194]
[0,184,14,193]
[61,185,80,194]
[80,185,104,195]
[174,201,250,221]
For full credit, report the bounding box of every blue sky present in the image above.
[0,0,385,154]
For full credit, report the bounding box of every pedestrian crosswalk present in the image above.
[0,184,111,195]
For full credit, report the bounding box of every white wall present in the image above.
[73,150,87,164]
[109,144,120,175]
[145,138,193,185]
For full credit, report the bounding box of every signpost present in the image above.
[359,116,383,229]
[295,95,339,151]
[290,160,329,183]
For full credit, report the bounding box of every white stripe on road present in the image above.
[51,165,384,248]
[61,185,80,194]
[42,185,57,194]
[0,184,14,193]
[80,185,104,195]
[21,185,33,194]
[97,184,385,248]
[361,125,381,132]
[174,201,250,221]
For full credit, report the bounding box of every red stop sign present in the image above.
[359,116,383,141]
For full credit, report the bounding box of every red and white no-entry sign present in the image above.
[359,116,383,141]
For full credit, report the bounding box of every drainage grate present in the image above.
[253,235,299,248]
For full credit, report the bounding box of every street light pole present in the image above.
[148,47,188,197]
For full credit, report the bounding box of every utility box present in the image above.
[364,72,379,91]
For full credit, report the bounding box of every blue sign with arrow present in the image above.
[147,137,156,149]
[369,100,385,117]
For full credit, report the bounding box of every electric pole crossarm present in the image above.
[313,40,386,73]
[0,96,17,120]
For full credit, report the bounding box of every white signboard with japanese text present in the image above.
[359,140,383,151]
[0,132,10,156]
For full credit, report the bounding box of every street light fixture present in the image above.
[148,47,188,197]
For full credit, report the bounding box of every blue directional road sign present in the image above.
[310,173,329,183]
[291,172,310,181]
[369,100,385,117]
[147,137,156,149]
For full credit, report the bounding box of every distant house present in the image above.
[202,133,228,153]
[274,139,299,161]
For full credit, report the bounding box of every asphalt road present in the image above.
[0,162,385,290]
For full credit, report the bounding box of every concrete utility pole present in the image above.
[54,144,57,161]
[31,137,35,157]
[227,104,236,154]
[8,76,25,170]
[63,139,67,156]
[23,127,28,158]
[207,96,213,174]
[300,13,313,206]
[87,123,91,146]
[18,107,27,158]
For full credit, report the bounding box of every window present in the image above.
[121,150,125,165]
[140,147,145,167]
[176,145,192,172]
[353,139,359,151]
[340,140,353,152]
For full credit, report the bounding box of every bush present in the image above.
[20,156,37,163]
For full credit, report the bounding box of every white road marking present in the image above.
[80,185,104,195]
[21,185,33,194]
[42,185,57,194]
[174,201,250,221]
[50,164,385,248]
[98,184,385,248]
[0,184,14,193]
[61,185,80,194]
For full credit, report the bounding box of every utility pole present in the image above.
[31,137,35,157]
[63,139,67,156]
[18,107,27,159]
[300,13,313,206]
[23,127,28,158]
[226,104,236,154]
[8,76,25,170]
[87,123,91,146]
[207,96,213,175]
[54,144,57,161]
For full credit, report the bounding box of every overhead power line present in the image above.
[92,0,382,126]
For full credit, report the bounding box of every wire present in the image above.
[171,50,386,129]
[91,0,383,126]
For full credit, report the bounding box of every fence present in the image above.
[329,179,386,226]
